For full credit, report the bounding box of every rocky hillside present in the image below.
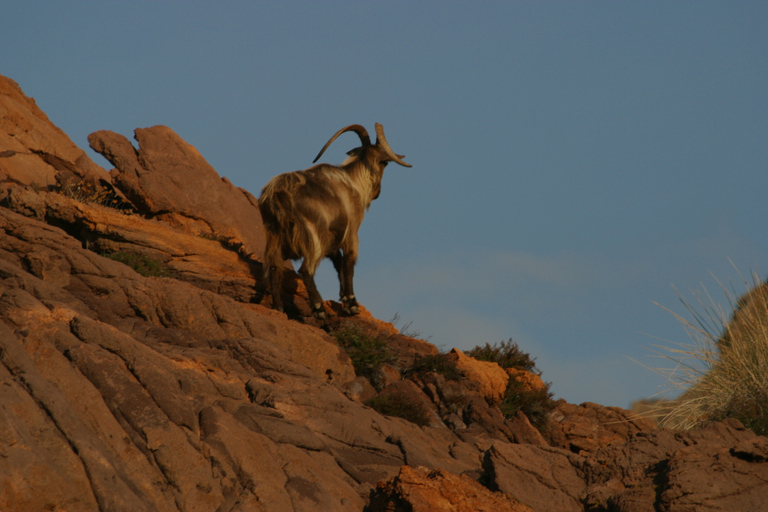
[2,74,768,511]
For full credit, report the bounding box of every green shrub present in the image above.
[465,338,538,372]
[499,379,555,430]
[332,323,396,387]
[655,273,768,435]
[365,393,430,427]
[102,251,173,278]
[468,339,555,430]
[402,353,463,382]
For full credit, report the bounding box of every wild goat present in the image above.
[258,123,411,319]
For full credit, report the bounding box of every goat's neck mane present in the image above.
[340,153,382,207]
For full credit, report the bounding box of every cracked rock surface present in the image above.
[3,72,768,511]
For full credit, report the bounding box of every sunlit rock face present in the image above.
[2,73,768,512]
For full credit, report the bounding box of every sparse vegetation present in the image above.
[55,179,135,213]
[468,339,555,430]
[653,272,768,435]
[101,251,173,278]
[466,338,539,373]
[402,352,463,382]
[390,312,428,340]
[364,393,431,427]
[332,322,397,388]
[198,232,242,252]
[499,380,555,430]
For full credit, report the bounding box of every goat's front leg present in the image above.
[339,250,359,316]
[330,249,348,307]
[298,261,326,320]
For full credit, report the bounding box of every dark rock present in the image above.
[581,421,768,511]
[483,442,585,512]
[546,400,656,454]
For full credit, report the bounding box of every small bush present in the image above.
[365,393,430,427]
[468,339,555,430]
[332,323,396,387]
[466,339,539,373]
[499,379,556,430]
[102,251,173,278]
[653,272,768,435]
[56,179,135,213]
[402,353,463,382]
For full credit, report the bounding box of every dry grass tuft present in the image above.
[649,269,768,434]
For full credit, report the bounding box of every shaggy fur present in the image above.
[258,123,411,319]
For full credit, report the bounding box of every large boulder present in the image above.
[546,400,656,454]
[449,348,509,403]
[483,442,585,512]
[367,465,534,512]
[580,419,768,511]
[88,126,267,260]
[0,75,109,187]
[1,183,258,302]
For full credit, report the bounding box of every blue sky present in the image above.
[3,2,767,407]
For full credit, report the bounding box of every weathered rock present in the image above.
[342,376,378,403]
[450,348,509,403]
[580,419,768,512]
[483,442,586,512]
[366,465,534,512]
[1,183,259,301]
[506,367,547,393]
[0,202,494,509]
[506,411,548,446]
[88,126,268,260]
[4,72,768,512]
[546,400,656,454]
[0,206,354,384]
[0,75,109,188]
[376,379,445,429]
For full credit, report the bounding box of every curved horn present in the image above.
[312,124,371,163]
[374,123,412,167]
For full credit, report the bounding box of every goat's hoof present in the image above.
[341,296,360,316]
[312,307,326,320]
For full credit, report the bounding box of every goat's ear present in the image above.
[346,147,363,157]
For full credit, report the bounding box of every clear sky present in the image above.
[3,2,767,408]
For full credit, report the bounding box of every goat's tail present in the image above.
[258,174,305,288]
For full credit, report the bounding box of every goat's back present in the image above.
[258,166,362,263]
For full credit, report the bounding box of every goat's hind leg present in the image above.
[331,249,359,316]
[267,264,285,313]
[298,260,327,320]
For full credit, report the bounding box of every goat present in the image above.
[258,123,411,320]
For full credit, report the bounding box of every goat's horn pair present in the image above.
[375,123,412,168]
[313,124,371,163]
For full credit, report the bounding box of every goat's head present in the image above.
[312,123,412,169]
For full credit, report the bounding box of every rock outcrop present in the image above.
[88,126,268,261]
[366,465,534,512]
[0,76,109,187]
[2,73,768,511]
